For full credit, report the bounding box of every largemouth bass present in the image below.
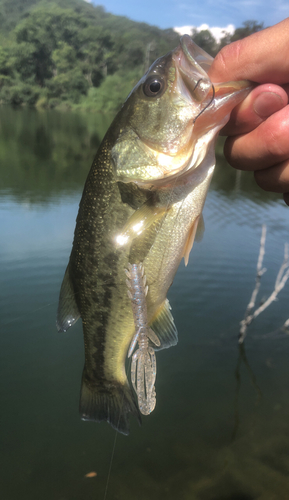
[57,35,251,434]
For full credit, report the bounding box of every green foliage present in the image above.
[78,69,142,113]
[48,68,89,103]
[192,29,218,57]
[52,42,76,73]
[218,31,234,51]
[220,20,264,48]
[0,45,14,76]
[14,4,87,85]
[231,20,264,42]
[0,0,265,112]
[0,81,41,105]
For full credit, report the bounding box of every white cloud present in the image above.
[174,25,194,36]
[174,23,235,43]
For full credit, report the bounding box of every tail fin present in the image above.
[79,371,141,435]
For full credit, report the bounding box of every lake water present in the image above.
[1,105,289,500]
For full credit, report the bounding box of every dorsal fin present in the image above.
[56,265,80,332]
[149,299,178,351]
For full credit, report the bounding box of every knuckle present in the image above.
[212,50,227,78]
[214,41,243,79]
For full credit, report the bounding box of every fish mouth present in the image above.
[176,35,252,102]
[180,35,213,75]
[174,35,214,104]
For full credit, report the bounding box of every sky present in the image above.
[84,0,289,36]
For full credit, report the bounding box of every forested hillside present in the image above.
[0,0,263,112]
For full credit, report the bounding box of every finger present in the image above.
[221,84,288,136]
[224,105,289,170]
[254,160,289,193]
[282,83,289,99]
[283,192,289,206]
[208,19,289,84]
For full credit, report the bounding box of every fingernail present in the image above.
[254,92,285,118]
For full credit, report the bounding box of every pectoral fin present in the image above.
[182,215,202,266]
[149,299,178,351]
[56,265,80,332]
[195,213,205,242]
[115,202,167,247]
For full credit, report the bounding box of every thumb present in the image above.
[220,84,288,136]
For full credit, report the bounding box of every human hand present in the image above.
[208,18,289,205]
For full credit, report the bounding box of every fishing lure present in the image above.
[125,263,160,415]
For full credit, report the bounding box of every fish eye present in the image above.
[143,76,165,97]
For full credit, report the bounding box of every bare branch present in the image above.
[245,224,267,316]
[239,225,289,343]
[275,242,289,288]
[251,267,289,320]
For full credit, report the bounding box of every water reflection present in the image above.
[0,106,112,202]
[232,343,262,442]
[214,141,281,205]
[1,106,289,500]
[0,106,283,206]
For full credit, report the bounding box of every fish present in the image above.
[57,35,251,435]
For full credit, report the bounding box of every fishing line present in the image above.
[193,83,215,123]
[103,429,118,500]
[102,355,132,500]
[2,301,57,326]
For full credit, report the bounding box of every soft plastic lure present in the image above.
[125,263,160,415]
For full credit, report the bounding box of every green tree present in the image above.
[230,20,264,42]
[218,31,234,51]
[77,26,115,86]
[47,68,89,103]
[192,29,218,56]
[0,0,267,112]
[52,42,77,74]
[14,4,87,85]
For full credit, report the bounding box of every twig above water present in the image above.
[239,225,289,343]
